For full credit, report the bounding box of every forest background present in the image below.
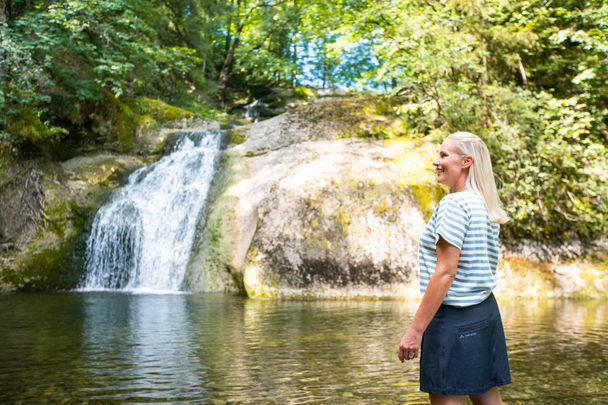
[0,0,606,243]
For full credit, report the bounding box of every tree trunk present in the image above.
[517,54,528,87]
[290,0,298,89]
[291,37,297,88]
[224,0,234,55]
[218,0,244,101]
[0,0,8,24]
[218,34,241,98]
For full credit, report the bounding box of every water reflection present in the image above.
[499,298,608,404]
[80,293,206,401]
[0,294,606,403]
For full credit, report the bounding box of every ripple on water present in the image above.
[0,293,606,403]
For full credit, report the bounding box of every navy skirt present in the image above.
[420,293,511,395]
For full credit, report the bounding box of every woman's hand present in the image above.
[398,327,423,362]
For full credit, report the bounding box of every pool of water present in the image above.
[0,293,606,403]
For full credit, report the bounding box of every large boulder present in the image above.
[187,97,608,299]
[187,98,444,297]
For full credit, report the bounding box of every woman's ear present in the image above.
[462,155,474,168]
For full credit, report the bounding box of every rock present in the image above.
[0,152,147,291]
[241,139,428,298]
[0,164,45,250]
[138,118,219,156]
[187,97,608,299]
[187,98,442,297]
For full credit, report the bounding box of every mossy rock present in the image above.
[184,150,247,293]
[228,127,247,145]
[0,196,91,291]
[0,151,145,291]
[1,241,81,291]
[129,97,194,123]
[108,97,138,150]
[0,152,12,184]
[6,109,66,144]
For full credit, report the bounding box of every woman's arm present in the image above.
[398,236,461,362]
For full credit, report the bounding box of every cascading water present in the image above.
[80,130,223,292]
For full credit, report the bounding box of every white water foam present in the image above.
[80,131,222,292]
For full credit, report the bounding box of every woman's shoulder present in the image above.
[441,191,485,206]
[438,191,479,208]
[438,191,488,220]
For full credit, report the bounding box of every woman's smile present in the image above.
[432,139,470,191]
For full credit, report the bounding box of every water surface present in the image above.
[0,293,606,403]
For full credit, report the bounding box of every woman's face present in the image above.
[433,139,470,191]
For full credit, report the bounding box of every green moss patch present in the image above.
[183,151,247,293]
[1,242,80,291]
[129,97,194,123]
[109,97,137,149]
[228,127,247,145]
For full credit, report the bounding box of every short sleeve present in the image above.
[434,198,469,250]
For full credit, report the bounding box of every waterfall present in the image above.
[80,130,223,292]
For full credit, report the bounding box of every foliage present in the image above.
[343,0,608,241]
[0,0,202,152]
[0,0,606,241]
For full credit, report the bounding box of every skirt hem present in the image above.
[420,378,511,396]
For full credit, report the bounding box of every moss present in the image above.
[494,256,606,300]
[183,151,247,293]
[356,125,391,140]
[297,97,404,140]
[0,235,82,291]
[566,261,608,300]
[0,151,13,184]
[335,209,351,234]
[294,86,314,100]
[129,97,194,123]
[298,96,411,141]
[109,97,138,150]
[135,114,156,129]
[496,257,558,299]
[243,259,281,299]
[44,202,70,238]
[98,161,129,188]
[410,183,445,221]
[6,109,59,143]
[228,127,247,145]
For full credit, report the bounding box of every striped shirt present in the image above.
[418,191,500,307]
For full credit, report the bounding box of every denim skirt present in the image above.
[420,293,511,395]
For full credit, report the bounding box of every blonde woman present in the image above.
[398,132,511,405]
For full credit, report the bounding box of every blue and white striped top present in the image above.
[418,191,500,307]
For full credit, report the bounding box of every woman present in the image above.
[398,131,511,405]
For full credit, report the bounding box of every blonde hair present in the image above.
[446,131,509,224]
